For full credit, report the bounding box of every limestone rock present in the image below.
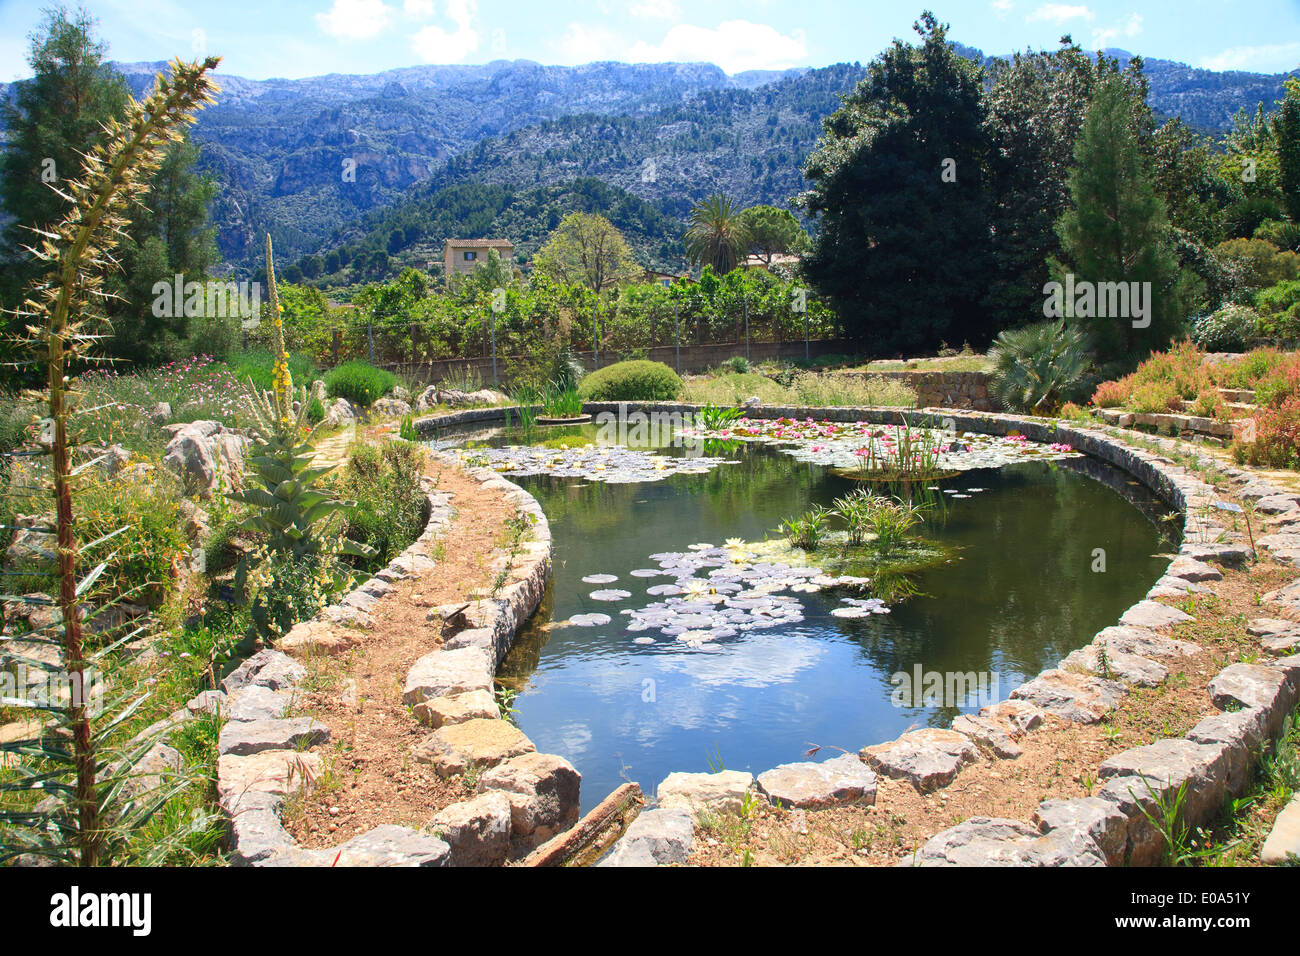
[476,751,581,850]
[217,750,322,804]
[978,699,1046,734]
[1010,669,1127,723]
[370,397,412,419]
[861,728,978,792]
[1187,708,1269,795]
[414,689,500,728]
[755,753,878,809]
[907,816,1106,867]
[225,685,292,722]
[1093,625,1200,660]
[429,791,512,867]
[656,770,754,816]
[1119,600,1194,630]
[1165,556,1223,583]
[186,689,226,716]
[162,421,248,498]
[1261,794,1300,865]
[1208,663,1298,735]
[403,647,494,705]
[218,717,330,757]
[1034,797,1128,866]
[413,718,535,777]
[221,649,306,694]
[1098,738,1231,829]
[951,713,1023,758]
[1060,644,1168,687]
[598,808,694,867]
[308,825,450,867]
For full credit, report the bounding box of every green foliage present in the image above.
[685,194,751,274]
[738,205,809,264]
[1214,238,1300,294]
[230,349,318,393]
[1254,280,1300,339]
[832,489,925,554]
[802,14,994,353]
[780,505,832,551]
[532,212,641,293]
[695,403,743,430]
[1052,77,1197,364]
[541,386,583,418]
[1191,304,1261,352]
[577,360,682,402]
[988,321,1092,413]
[331,440,428,572]
[0,53,220,867]
[323,360,397,408]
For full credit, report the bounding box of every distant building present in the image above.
[442,238,514,283]
[643,268,684,288]
[741,252,802,271]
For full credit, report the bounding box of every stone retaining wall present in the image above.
[849,370,997,411]
[564,402,1299,867]
[213,458,574,867]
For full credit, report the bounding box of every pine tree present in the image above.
[1275,79,1300,223]
[1051,77,1195,365]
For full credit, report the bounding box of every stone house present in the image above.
[443,238,514,283]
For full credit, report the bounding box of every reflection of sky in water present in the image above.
[489,440,1173,813]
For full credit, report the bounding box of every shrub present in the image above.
[578,360,683,402]
[323,359,397,407]
[1254,280,1300,340]
[987,321,1091,413]
[1191,305,1260,352]
[332,440,429,572]
[1091,379,1129,408]
[1126,379,1183,413]
[1243,397,1300,468]
[229,350,318,392]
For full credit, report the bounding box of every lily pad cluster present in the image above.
[452,443,733,483]
[562,539,881,649]
[680,418,1079,472]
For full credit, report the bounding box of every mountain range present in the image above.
[1,49,1296,272]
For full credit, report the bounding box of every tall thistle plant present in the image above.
[0,58,220,865]
[230,237,372,642]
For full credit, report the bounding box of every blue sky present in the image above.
[2,0,1298,82]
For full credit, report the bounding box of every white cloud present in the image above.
[410,0,480,62]
[1092,12,1143,47]
[626,20,807,74]
[628,0,680,18]
[1200,41,1300,72]
[403,0,434,18]
[316,0,394,40]
[992,0,1014,17]
[552,22,626,63]
[1026,3,1094,23]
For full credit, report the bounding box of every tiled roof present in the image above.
[444,238,514,249]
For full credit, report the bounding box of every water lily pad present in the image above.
[581,573,619,584]
[569,613,611,627]
[589,589,633,602]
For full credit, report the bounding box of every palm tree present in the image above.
[684,194,751,274]
[988,320,1092,413]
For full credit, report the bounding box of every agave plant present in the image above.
[988,320,1092,414]
[0,57,220,866]
[229,237,373,640]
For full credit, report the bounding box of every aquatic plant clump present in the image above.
[454,443,735,483]
[681,417,1080,472]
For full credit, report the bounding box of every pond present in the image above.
[433,418,1175,813]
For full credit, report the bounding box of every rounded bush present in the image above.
[323,360,397,408]
[578,360,682,402]
[1191,305,1259,353]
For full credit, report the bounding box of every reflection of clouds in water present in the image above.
[656,630,826,689]
[556,721,593,759]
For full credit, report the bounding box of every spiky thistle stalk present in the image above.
[1,57,219,866]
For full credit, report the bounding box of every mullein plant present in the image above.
[0,58,220,865]
[230,236,373,643]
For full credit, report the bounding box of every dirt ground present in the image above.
[284,459,519,847]
[687,548,1295,867]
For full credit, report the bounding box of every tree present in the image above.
[982,41,1152,332]
[1050,77,1196,364]
[800,12,992,353]
[684,194,750,274]
[0,7,130,307]
[739,205,809,265]
[533,212,640,293]
[110,133,220,364]
[1276,78,1300,222]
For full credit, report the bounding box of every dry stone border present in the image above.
[215,453,580,867]
[552,403,1300,867]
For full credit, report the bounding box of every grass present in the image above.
[682,370,916,408]
[858,355,993,373]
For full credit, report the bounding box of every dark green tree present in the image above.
[1050,77,1196,364]
[738,205,809,265]
[1276,79,1300,222]
[0,7,129,308]
[800,12,992,353]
